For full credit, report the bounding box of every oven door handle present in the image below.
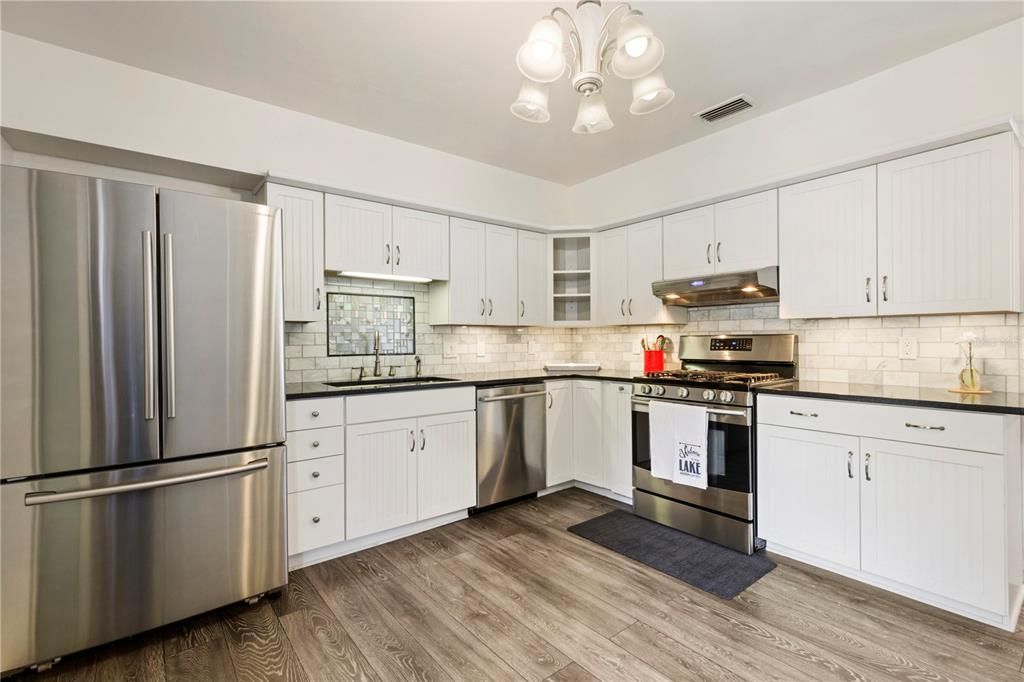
[631,398,751,426]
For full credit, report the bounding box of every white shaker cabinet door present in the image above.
[663,205,715,279]
[545,381,574,487]
[625,218,665,324]
[860,437,1006,615]
[416,411,477,520]
[571,381,605,488]
[779,166,878,319]
[345,418,418,540]
[757,425,861,570]
[264,184,324,322]
[595,227,629,325]
[603,382,633,498]
[517,230,548,325]
[877,132,1017,315]
[392,207,449,281]
[713,189,778,273]
[484,225,518,325]
[324,194,393,275]
[444,218,487,324]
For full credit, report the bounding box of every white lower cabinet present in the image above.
[345,418,419,540]
[416,411,477,520]
[757,425,860,570]
[757,394,1020,629]
[572,381,605,487]
[603,382,633,498]
[545,381,573,487]
[288,484,345,555]
[860,437,1006,615]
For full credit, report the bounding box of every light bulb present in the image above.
[530,40,556,62]
[624,36,649,58]
[641,92,658,101]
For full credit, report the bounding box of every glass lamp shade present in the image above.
[611,12,665,80]
[629,70,675,115]
[510,80,551,123]
[572,91,614,134]
[516,17,566,83]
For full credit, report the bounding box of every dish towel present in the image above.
[649,400,709,490]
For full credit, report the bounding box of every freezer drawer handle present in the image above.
[23,458,270,506]
[478,390,547,403]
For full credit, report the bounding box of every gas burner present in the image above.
[644,369,785,387]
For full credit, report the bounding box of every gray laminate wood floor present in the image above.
[20,489,1024,681]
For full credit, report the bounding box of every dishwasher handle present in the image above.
[478,390,548,403]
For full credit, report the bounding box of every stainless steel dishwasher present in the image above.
[476,383,547,507]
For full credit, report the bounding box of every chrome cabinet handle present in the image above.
[716,242,722,263]
[905,422,945,431]
[547,393,553,408]
[480,298,486,316]
[706,243,711,265]
[488,299,493,316]
[312,471,320,478]
[311,410,320,418]
[163,233,177,419]
[847,451,854,479]
[618,386,625,392]
[142,231,157,421]
[316,287,322,310]
[385,243,391,265]
[520,301,525,318]
[410,430,416,452]
[311,440,320,448]
[312,516,321,524]
[864,453,871,482]
[24,458,268,505]
[620,299,626,317]
[882,275,888,302]
[395,244,401,266]
[628,299,633,316]
[865,277,871,303]
[420,429,426,451]
[789,410,818,418]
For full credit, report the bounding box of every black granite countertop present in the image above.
[285,369,636,400]
[756,381,1024,415]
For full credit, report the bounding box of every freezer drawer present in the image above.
[0,447,286,675]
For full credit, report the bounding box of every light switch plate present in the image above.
[477,338,487,358]
[898,336,918,360]
[443,340,457,360]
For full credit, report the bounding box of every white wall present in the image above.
[0,32,569,229]
[566,18,1024,229]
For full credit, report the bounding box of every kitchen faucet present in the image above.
[373,331,382,377]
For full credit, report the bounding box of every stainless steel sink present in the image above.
[322,376,457,389]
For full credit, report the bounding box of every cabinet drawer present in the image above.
[757,395,1009,454]
[346,386,475,424]
[287,425,345,462]
[286,397,344,430]
[287,484,345,555]
[288,456,344,493]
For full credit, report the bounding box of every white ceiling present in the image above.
[1,1,1021,185]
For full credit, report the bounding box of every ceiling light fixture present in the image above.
[510,0,674,132]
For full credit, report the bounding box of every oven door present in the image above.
[631,397,753,518]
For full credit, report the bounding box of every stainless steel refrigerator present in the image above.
[0,167,287,675]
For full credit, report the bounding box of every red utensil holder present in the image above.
[643,350,665,374]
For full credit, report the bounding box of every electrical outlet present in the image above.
[528,340,540,355]
[443,340,457,359]
[898,336,918,360]
[477,338,486,358]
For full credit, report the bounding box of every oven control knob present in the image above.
[677,387,689,398]
[720,391,735,403]
[640,385,652,395]
[702,389,717,401]
[654,385,666,396]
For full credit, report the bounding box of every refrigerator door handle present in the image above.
[143,231,157,420]
[164,233,177,419]
[23,458,269,506]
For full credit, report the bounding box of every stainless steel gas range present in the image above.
[631,334,797,554]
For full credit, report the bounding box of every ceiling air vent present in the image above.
[694,95,753,123]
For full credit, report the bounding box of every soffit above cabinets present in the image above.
[2,1,1020,185]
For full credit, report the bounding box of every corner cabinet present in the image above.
[757,394,1021,630]
[261,183,324,322]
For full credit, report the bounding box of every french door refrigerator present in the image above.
[0,167,287,675]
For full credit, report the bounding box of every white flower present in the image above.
[958,331,978,344]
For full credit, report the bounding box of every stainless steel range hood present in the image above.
[652,266,779,307]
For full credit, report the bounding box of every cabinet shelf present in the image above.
[553,293,591,299]
[553,269,590,275]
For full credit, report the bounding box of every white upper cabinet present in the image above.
[324,194,392,275]
[713,189,778,273]
[392,208,449,281]
[779,167,878,319]
[625,219,665,323]
[263,183,324,322]
[595,227,629,324]
[517,231,548,325]
[485,225,518,325]
[663,205,715,279]
[877,133,1018,315]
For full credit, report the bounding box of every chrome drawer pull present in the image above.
[789,410,819,418]
[312,516,321,524]
[311,410,320,418]
[312,471,320,478]
[905,422,945,431]
[312,440,320,448]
